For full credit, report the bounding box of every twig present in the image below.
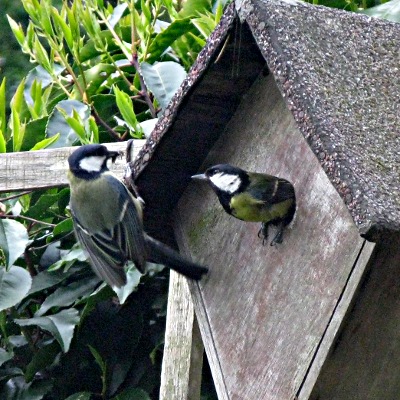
[91,107,122,141]
[130,54,157,118]
[1,214,57,227]
[1,191,33,202]
[24,249,37,277]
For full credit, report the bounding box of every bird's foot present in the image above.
[270,228,283,246]
[258,223,269,246]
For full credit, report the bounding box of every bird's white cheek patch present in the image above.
[210,173,241,193]
[79,156,106,172]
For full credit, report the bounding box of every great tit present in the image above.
[67,144,208,287]
[192,164,296,246]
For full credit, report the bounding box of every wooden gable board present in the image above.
[175,71,369,399]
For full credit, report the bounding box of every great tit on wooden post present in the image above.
[192,164,296,246]
[67,144,208,287]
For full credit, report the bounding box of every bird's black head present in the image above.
[192,164,249,195]
[68,144,121,180]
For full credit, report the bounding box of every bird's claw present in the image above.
[259,223,284,246]
[270,229,283,246]
[258,223,269,246]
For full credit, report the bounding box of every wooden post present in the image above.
[160,271,204,400]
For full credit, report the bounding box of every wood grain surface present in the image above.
[174,73,366,399]
[0,140,145,192]
[309,236,400,400]
[160,271,204,400]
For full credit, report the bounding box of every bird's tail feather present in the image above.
[144,234,208,280]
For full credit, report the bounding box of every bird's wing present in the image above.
[249,174,295,205]
[71,175,147,287]
[72,215,127,287]
[103,175,148,273]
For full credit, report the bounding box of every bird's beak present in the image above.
[107,150,122,164]
[191,173,208,181]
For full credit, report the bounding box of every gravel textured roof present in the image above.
[133,0,400,242]
[238,0,400,240]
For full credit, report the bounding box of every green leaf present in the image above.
[51,6,73,51]
[30,133,60,150]
[141,61,187,109]
[46,100,90,148]
[15,308,80,353]
[0,367,23,383]
[113,86,139,131]
[0,266,32,311]
[35,276,100,316]
[81,64,115,97]
[361,0,400,22]
[146,18,196,63]
[65,393,92,400]
[88,117,99,143]
[33,36,52,72]
[24,65,65,107]
[10,79,27,152]
[1,376,52,399]
[112,388,151,400]
[79,284,113,323]
[0,348,14,367]
[53,218,73,236]
[192,13,218,39]
[25,193,59,220]
[25,341,60,382]
[65,3,79,44]
[0,219,31,270]
[178,0,212,17]
[88,345,106,376]
[48,244,87,272]
[113,266,142,304]
[28,269,69,295]
[172,33,202,69]
[141,0,152,24]
[11,105,24,152]
[0,79,6,153]
[20,117,47,151]
[63,112,87,141]
[6,15,26,48]
[79,27,132,62]
[39,2,54,37]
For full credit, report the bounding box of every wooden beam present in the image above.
[0,140,146,193]
[160,271,204,400]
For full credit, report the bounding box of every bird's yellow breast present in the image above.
[230,193,293,223]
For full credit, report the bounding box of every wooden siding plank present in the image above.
[0,140,145,192]
[298,240,376,399]
[309,236,400,399]
[174,73,365,399]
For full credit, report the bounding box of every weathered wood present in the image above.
[160,271,204,400]
[0,140,145,192]
[309,235,400,400]
[132,20,266,247]
[175,217,230,400]
[174,73,366,399]
[298,240,376,399]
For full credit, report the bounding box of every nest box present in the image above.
[130,1,400,398]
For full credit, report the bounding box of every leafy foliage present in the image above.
[0,0,223,398]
